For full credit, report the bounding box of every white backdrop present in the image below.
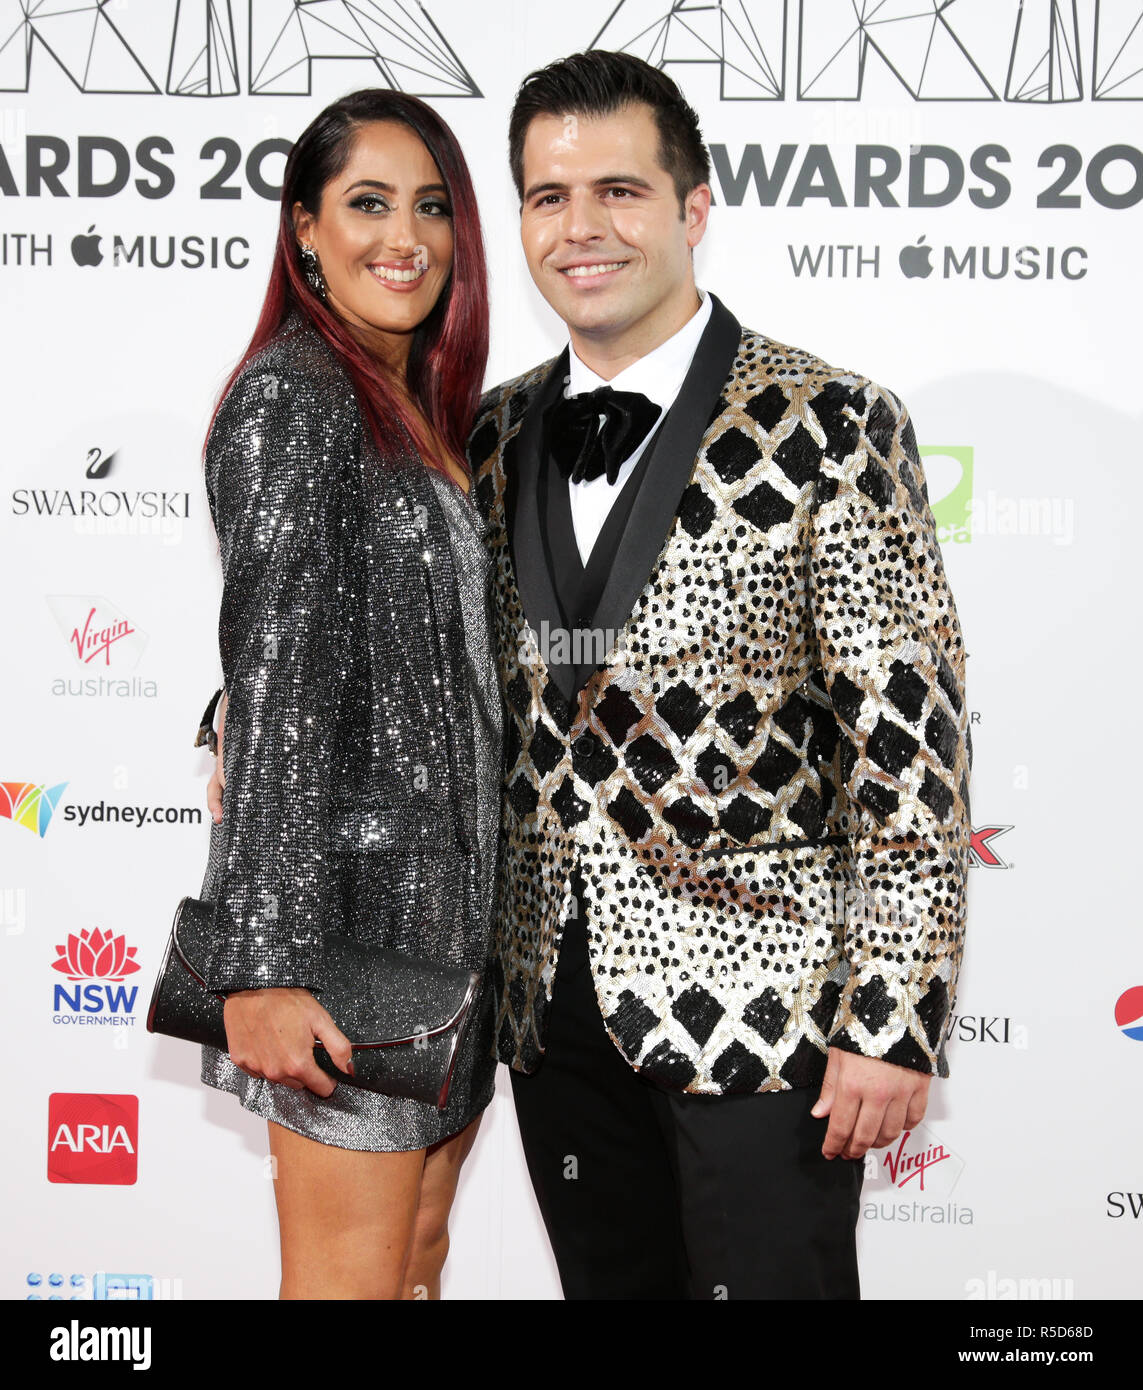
[2,0,1140,1301]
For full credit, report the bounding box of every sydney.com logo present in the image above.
[1,782,202,836]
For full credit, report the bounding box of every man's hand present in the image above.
[223,987,353,1096]
[207,691,228,823]
[811,1048,931,1160]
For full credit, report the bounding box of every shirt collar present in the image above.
[565,287,712,411]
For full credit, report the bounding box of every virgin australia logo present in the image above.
[881,1124,963,1193]
[46,596,147,669]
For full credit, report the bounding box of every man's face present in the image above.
[518,103,708,351]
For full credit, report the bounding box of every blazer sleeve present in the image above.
[808,378,972,1076]
[199,360,358,995]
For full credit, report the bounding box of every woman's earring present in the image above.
[299,243,327,300]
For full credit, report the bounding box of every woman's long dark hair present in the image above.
[204,89,489,477]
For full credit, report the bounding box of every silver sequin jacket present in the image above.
[200,308,496,996]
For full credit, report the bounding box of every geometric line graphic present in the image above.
[798,0,998,101]
[592,1,787,99]
[0,0,158,93]
[249,0,481,97]
[1093,0,1143,98]
[1006,0,1082,101]
[169,1,240,96]
[0,781,68,837]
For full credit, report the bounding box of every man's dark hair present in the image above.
[508,50,711,212]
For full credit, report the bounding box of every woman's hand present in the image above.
[208,690,228,824]
[223,987,354,1096]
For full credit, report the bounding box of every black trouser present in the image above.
[509,895,864,1300]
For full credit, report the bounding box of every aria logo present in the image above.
[47,1093,138,1185]
[1,1,481,98]
[52,928,141,1027]
[596,1,1143,103]
[46,596,147,669]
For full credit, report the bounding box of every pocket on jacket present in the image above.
[328,799,461,854]
[333,845,477,964]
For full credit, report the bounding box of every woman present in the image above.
[193,89,502,1300]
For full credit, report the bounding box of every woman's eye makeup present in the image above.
[348,194,451,216]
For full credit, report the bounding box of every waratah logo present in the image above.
[52,928,140,982]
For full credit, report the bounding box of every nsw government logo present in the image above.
[51,928,140,1029]
[47,1093,137,1185]
[1114,986,1143,1042]
[860,1121,972,1225]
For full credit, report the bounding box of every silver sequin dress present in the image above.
[198,311,503,1152]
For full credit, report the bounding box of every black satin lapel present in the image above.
[587,294,742,653]
[508,349,570,690]
[537,440,580,706]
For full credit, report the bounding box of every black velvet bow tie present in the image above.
[543,385,661,485]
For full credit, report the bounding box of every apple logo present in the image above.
[71,225,103,267]
[899,236,934,280]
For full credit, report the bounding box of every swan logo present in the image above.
[0,781,68,836]
[84,447,116,479]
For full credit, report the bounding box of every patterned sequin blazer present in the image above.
[198,308,493,995]
[468,292,972,1095]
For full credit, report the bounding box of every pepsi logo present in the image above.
[1114,986,1143,1042]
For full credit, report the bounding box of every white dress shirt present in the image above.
[563,287,713,566]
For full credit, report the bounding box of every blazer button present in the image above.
[572,731,598,758]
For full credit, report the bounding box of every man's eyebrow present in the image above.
[522,173,656,201]
[342,180,449,196]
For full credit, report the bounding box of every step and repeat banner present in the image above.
[1,1,1140,1302]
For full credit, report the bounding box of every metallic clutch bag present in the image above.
[147,896,482,1110]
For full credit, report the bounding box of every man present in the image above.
[466,49,972,1299]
